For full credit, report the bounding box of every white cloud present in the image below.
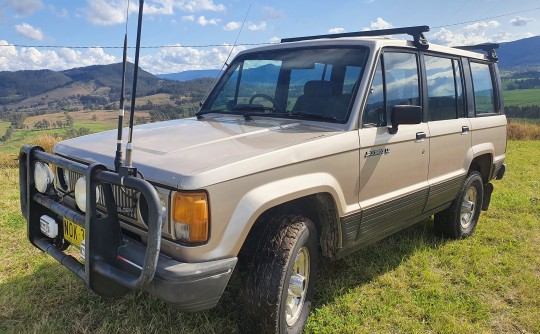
[430,21,502,46]
[269,36,280,43]
[48,5,68,18]
[2,0,43,16]
[85,0,134,26]
[0,40,117,71]
[180,0,225,12]
[463,20,500,33]
[364,17,393,30]
[197,16,219,26]
[248,21,267,31]
[328,27,345,34]
[510,16,534,27]
[139,44,246,74]
[223,21,241,31]
[182,15,194,21]
[264,6,284,20]
[84,0,225,26]
[15,23,44,41]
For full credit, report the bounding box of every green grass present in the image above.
[503,88,540,107]
[1,141,539,333]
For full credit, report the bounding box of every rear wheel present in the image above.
[239,214,318,334]
[435,171,484,238]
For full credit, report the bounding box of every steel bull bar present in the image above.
[19,145,162,298]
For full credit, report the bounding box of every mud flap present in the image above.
[482,183,494,211]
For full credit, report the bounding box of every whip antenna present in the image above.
[123,0,144,176]
[114,0,130,172]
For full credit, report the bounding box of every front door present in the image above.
[357,51,429,245]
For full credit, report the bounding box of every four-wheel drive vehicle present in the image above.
[20,26,506,333]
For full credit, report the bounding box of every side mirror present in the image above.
[389,105,422,134]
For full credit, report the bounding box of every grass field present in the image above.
[503,88,540,107]
[0,140,539,333]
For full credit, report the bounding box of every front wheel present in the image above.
[435,171,484,238]
[239,214,318,334]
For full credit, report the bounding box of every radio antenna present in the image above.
[199,4,251,108]
[123,0,144,176]
[114,0,130,172]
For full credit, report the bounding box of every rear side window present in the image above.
[424,55,466,121]
[470,62,496,115]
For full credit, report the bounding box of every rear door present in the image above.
[423,54,471,212]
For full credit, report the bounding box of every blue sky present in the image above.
[1,0,539,74]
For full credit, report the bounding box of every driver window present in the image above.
[362,52,420,127]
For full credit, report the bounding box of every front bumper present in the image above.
[117,236,237,312]
[19,145,235,312]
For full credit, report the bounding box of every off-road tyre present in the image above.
[434,171,484,239]
[239,214,318,334]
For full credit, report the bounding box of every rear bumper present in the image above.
[116,236,237,312]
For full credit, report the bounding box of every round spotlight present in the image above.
[74,177,100,212]
[34,162,54,193]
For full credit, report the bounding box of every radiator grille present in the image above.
[64,169,139,223]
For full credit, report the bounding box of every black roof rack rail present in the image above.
[454,43,499,62]
[281,25,430,49]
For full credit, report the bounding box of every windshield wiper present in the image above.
[195,108,228,119]
[288,111,337,121]
[196,105,273,120]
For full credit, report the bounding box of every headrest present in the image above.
[304,80,333,97]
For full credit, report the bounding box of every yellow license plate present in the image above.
[63,218,85,248]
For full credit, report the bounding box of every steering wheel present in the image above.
[249,94,284,112]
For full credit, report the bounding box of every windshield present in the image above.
[201,46,369,122]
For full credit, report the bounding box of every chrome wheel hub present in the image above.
[460,187,477,229]
[285,246,309,326]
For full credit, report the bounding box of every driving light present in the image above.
[74,177,100,212]
[34,162,54,193]
[173,192,209,243]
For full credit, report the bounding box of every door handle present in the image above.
[416,132,426,140]
[462,126,470,133]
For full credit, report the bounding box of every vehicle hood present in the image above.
[54,116,342,189]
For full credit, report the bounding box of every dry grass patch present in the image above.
[507,122,540,140]
[29,134,62,153]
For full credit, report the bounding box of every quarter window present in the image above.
[470,62,496,115]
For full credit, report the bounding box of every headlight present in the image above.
[74,177,100,212]
[34,162,54,193]
[173,191,209,243]
[137,189,169,228]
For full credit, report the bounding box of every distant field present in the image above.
[0,121,10,134]
[503,88,540,106]
[0,110,152,154]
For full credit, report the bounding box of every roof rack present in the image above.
[281,25,430,49]
[454,43,499,62]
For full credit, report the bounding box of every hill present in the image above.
[157,69,221,81]
[0,63,215,113]
[498,36,540,70]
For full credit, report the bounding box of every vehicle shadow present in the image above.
[312,218,447,308]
